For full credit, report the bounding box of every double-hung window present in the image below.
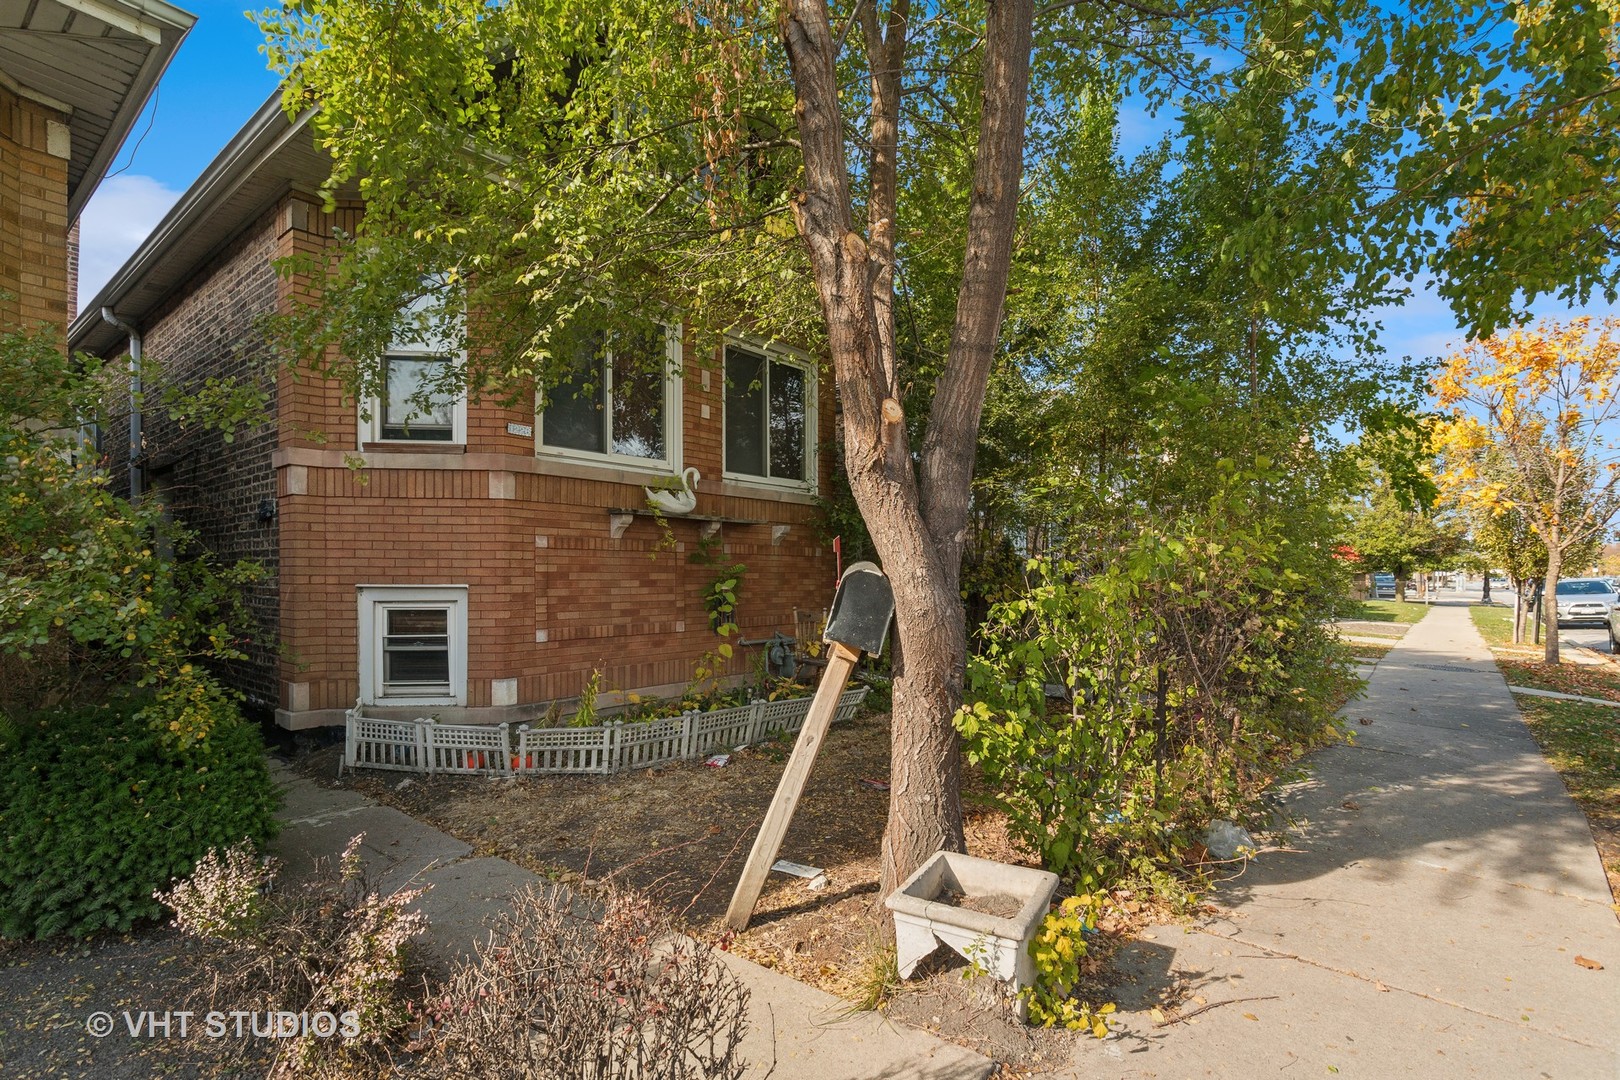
[364,287,467,445]
[539,323,680,469]
[357,586,468,706]
[724,342,814,489]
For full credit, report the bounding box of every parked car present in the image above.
[1554,578,1618,628]
[1372,573,1396,599]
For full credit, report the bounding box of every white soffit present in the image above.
[0,0,195,220]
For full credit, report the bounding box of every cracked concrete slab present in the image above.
[1069,925,1616,1078]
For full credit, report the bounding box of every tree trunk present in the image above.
[1543,539,1562,664]
[1481,574,1491,603]
[777,0,1035,898]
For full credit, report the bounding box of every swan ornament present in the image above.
[645,466,701,515]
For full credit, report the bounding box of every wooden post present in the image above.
[724,641,862,931]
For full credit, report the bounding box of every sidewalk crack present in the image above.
[1190,924,1608,1051]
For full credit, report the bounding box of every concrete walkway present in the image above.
[1055,601,1620,1078]
[270,762,991,1080]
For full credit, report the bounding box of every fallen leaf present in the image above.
[1242,1012,1259,1021]
[1151,1008,1167,1024]
[1374,980,1389,992]
[1575,955,1604,971]
[1193,995,1207,1005]
[1359,718,1373,725]
[1342,799,1361,811]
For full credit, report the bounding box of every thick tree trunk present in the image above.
[1481,575,1491,603]
[777,0,1034,897]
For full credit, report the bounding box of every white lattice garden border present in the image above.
[343,687,869,778]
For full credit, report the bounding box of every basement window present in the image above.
[357,586,468,706]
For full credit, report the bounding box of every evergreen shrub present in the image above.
[0,696,280,938]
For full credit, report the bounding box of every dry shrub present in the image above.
[155,834,427,1076]
[418,883,749,1080]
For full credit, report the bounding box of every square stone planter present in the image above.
[884,851,1058,1020]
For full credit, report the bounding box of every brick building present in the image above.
[1,0,193,333]
[70,97,840,730]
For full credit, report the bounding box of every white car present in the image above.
[1555,578,1617,628]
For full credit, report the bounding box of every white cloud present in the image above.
[76,174,182,311]
[1370,274,1620,372]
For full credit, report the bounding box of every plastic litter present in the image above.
[1204,819,1256,861]
[770,859,829,890]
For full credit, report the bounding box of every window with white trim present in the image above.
[539,323,681,468]
[724,342,815,488]
[357,586,468,706]
[363,287,467,445]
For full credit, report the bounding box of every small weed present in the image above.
[845,940,901,1012]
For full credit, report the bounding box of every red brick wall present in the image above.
[97,209,284,710]
[271,194,838,726]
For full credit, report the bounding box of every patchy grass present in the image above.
[1347,643,1394,663]
[1498,658,1620,704]
[1346,599,1432,625]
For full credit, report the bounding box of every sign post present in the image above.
[724,562,894,932]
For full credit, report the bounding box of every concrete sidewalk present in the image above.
[1054,601,1620,1078]
[270,762,991,1080]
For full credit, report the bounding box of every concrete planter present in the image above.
[884,851,1058,1020]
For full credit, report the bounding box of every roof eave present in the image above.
[63,0,198,223]
[69,94,316,355]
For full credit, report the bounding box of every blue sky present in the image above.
[77,2,280,306]
[77,2,1615,373]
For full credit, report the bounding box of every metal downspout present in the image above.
[99,308,142,500]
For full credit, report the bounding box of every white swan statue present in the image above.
[645,466,701,515]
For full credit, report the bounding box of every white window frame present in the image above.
[360,288,469,447]
[357,585,469,707]
[721,337,818,493]
[535,322,684,474]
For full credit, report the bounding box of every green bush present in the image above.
[0,696,280,939]
[958,460,1354,891]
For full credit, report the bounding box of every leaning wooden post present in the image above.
[724,562,894,932]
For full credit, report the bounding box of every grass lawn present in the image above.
[1470,602,1517,647]
[1345,599,1432,625]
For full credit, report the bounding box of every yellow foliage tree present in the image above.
[1432,317,1620,663]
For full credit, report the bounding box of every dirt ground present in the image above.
[297,708,1120,1069]
[0,931,280,1079]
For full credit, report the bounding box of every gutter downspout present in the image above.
[100,308,142,500]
